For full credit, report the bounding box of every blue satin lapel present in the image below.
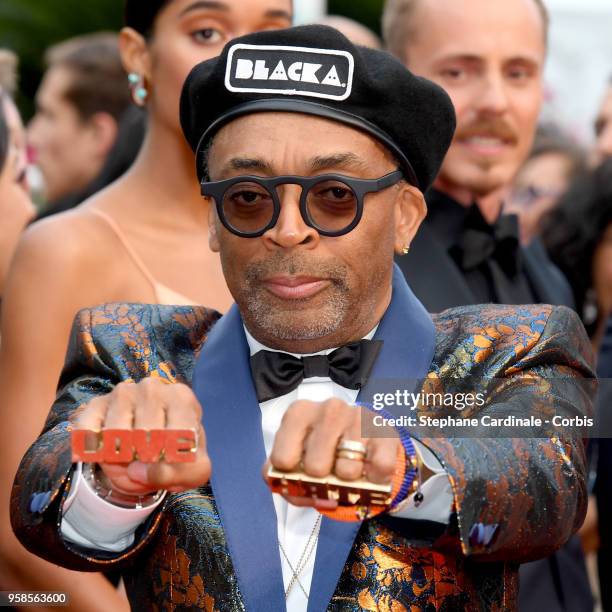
[308,265,436,612]
[367,264,436,383]
[191,305,285,612]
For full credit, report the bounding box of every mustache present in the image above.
[244,252,349,286]
[455,118,518,142]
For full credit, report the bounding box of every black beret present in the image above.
[180,24,456,191]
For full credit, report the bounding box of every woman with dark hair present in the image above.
[0,0,292,605]
[542,159,612,347]
[542,160,612,608]
[506,123,588,244]
[0,89,34,302]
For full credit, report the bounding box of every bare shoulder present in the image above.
[1,205,130,339]
[9,194,135,300]
[17,208,109,267]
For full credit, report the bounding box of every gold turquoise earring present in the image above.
[128,72,148,106]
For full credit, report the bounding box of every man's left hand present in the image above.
[264,399,401,509]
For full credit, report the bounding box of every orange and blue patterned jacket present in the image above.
[11,293,594,611]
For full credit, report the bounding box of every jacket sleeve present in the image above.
[417,305,595,563]
[10,304,212,572]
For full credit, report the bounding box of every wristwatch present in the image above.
[81,463,165,509]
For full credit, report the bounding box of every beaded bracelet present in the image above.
[357,403,418,510]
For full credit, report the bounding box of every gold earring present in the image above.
[402,245,410,255]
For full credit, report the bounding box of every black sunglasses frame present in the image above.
[200,170,404,238]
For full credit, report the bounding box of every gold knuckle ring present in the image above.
[336,439,367,455]
[335,449,366,462]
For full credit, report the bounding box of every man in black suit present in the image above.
[382,0,589,609]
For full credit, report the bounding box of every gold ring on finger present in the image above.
[335,449,366,462]
[336,439,367,456]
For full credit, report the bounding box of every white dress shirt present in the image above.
[61,326,453,612]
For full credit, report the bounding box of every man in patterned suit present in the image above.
[11,27,594,611]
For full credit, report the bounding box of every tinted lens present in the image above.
[222,181,275,234]
[306,179,358,233]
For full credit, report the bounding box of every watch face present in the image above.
[80,462,165,509]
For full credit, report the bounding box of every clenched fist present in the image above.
[72,378,211,496]
[266,398,401,509]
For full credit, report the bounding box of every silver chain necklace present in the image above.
[278,514,323,600]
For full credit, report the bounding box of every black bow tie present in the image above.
[451,207,521,277]
[249,339,383,403]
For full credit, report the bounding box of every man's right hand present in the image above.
[72,379,211,495]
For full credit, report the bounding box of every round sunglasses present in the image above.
[200,170,404,238]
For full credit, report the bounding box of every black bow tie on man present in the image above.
[250,339,383,402]
[452,205,522,276]
[449,205,533,305]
